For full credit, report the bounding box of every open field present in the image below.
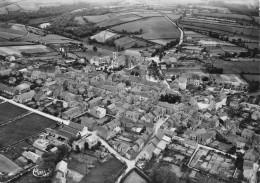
[0,113,56,148]
[84,13,141,28]
[0,23,27,40]
[0,41,35,46]
[194,12,253,21]
[84,14,113,23]
[164,14,182,20]
[80,156,125,183]
[0,103,28,124]
[114,36,150,48]
[24,33,80,44]
[0,45,52,56]
[0,24,27,35]
[212,60,260,74]
[132,12,162,17]
[0,154,22,175]
[97,14,141,27]
[181,19,259,37]
[112,17,180,40]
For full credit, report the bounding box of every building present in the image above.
[15,83,30,94]
[14,90,35,103]
[73,134,99,151]
[90,106,106,119]
[157,101,176,115]
[61,106,86,120]
[177,77,187,90]
[241,129,254,142]
[22,151,42,164]
[139,143,156,160]
[52,160,68,183]
[85,134,99,149]
[243,148,259,162]
[182,46,204,53]
[33,139,50,152]
[198,40,219,47]
[243,160,254,180]
[125,111,140,122]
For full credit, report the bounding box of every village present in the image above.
[0,1,259,183]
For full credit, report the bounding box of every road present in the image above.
[90,116,170,183]
[0,95,169,182]
[0,96,70,125]
[161,13,184,46]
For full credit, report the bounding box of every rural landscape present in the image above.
[0,0,259,183]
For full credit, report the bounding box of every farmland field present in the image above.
[97,14,141,27]
[0,103,28,124]
[212,60,260,74]
[84,14,113,23]
[0,154,22,174]
[243,74,260,82]
[0,45,52,56]
[194,12,252,21]
[112,17,180,40]
[0,113,56,148]
[114,36,149,48]
[24,33,80,44]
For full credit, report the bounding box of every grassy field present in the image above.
[97,14,141,27]
[0,113,56,148]
[112,17,180,40]
[0,154,22,174]
[80,156,126,183]
[0,103,28,124]
[212,60,260,74]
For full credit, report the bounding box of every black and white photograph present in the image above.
[0,0,259,183]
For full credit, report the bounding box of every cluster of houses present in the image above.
[0,37,259,183]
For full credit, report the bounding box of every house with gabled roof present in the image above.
[139,143,156,160]
[243,148,259,162]
[241,129,254,141]
[125,110,140,122]
[14,90,35,103]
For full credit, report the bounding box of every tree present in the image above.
[93,46,98,52]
